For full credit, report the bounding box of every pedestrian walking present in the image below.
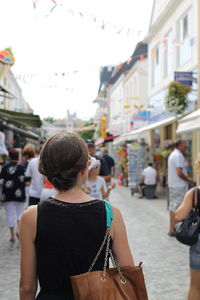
[21,144,36,208]
[25,156,44,206]
[85,157,115,200]
[167,140,193,236]
[175,154,200,300]
[19,132,134,300]
[0,149,26,242]
[102,149,115,178]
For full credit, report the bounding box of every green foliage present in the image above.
[43,116,56,124]
[165,81,192,115]
[77,129,95,140]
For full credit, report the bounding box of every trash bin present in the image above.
[144,185,156,199]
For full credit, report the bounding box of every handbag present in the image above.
[70,201,148,300]
[175,187,200,246]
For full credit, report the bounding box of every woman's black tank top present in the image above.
[35,198,108,300]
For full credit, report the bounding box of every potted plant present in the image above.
[165,81,192,115]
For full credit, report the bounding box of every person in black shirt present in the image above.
[103,149,115,177]
[86,140,110,181]
[0,149,26,242]
[19,133,134,300]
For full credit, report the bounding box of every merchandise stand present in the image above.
[127,141,152,195]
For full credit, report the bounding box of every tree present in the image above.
[77,129,95,140]
[43,116,56,124]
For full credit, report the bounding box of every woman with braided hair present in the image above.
[19,132,134,300]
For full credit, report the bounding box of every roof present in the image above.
[0,109,42,128]
[98,66,115,93]
[109,42,148,85]
[149,0,170,29]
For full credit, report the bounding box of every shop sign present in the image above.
[174,72,193,87]
[101,116,107,138]
[132,111,150,121]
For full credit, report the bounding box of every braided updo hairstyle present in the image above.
[39,132,89,191]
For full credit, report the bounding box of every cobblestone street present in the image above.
[0,185,189,300]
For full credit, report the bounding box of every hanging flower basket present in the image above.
[165,81,192,115]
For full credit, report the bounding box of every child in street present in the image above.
[85,157,115,200]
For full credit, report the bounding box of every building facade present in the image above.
[145,0,199,177]
[108,42,148,136]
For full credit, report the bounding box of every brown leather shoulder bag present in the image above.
[70,201,148,300]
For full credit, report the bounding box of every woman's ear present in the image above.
[81,167,88,176]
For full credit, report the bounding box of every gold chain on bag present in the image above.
[88,228,127,283]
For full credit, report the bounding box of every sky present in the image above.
[0,0,154,120]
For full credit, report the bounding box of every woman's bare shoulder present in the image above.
[20,205,37,225]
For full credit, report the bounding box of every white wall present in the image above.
[122,59,148,131]
[108,58,148,135]
[2,71,33,113]
[108,76,124,135]
[148,0,198,99]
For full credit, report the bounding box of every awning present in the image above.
[3,123,40,140]
[95,137,104,145]
[113,116,176,145]
[176,109,200,134]
[0,109,42,128]
[104,135,119,142]
[95,135,119,145]
[0,83,15,98]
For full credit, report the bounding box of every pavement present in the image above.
[110,185,189,300]
[0,185,189,300]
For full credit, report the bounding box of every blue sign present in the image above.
[132,111,150,121]
[174,72,193,86]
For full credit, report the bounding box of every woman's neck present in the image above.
[54,185,93,203]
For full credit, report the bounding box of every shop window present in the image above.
[176,8,192,67]
[152,44,161,87]
[163,31,173,78]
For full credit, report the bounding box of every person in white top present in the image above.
[85,157,115,200]
[138,163,157,198]
[142,163,157,185]
[167,139,193,236]
[25,156,44,206]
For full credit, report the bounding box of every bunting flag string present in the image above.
[151,36,196,58]
[13,65,100,83]
[13,65,100,90]
[13,49,148,89]
[32,0,142,38]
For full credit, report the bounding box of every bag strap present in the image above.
[88,201,113,272]
[88,201,126,282]
[193,187,200,211]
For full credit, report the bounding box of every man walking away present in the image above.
[167,139,193,236]
[86,140,110,181]
[103,149,115,178]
